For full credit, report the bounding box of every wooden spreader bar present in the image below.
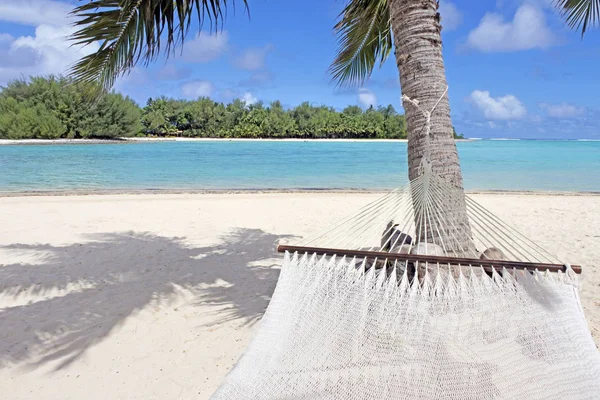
[277,245,582,274]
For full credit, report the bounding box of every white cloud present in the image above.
[182,32,228,63]
[0,33,14,42]
[241,92,258,106]
[220,88,239,100]
[114,67,151,91]
[0,25,98,84]
[439,1,463,31]
[157,64,191,81]
[234,45,273,71]
[0,1,101,84]
[217,89,258,105]
[0,0,72,26]
[522,0,555,8]
[539,102,584,118]
[181,80,214,98]
[469,90,527,120]
[12,25,87,71]
[467,4,556,52]
[238,71,275,87]
[531,114,543,123]
[358,88,377,108]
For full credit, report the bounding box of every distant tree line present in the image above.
[0,76,464,140]
[141,97,409,139]
[0,76,141,139]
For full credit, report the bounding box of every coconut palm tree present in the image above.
[69,0,473,250]
[555,0,600,36]
[330,0,462,189]
[330,0,472,251]
[327,0,599,250]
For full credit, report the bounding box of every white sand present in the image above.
[0,193,598,399]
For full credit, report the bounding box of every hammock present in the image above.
[212,92,600,399]
[211,171,600,399]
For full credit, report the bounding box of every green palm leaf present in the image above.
[329,0,392,88]
[555,0,600,36]
[69,0,248,90]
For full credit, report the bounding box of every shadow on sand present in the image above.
[0,228,294,369]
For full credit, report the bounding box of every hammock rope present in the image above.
[295,171,567,268]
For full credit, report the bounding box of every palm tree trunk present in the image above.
[389,0,473,255]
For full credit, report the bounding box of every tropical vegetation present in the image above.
[0,76,140,139]
[0,76,471,140]
[141,97,411,139]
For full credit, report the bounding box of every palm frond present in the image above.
[329,0,392,88]
[69,0,248,90]
[555,0,600,36]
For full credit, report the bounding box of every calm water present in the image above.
[0,140,598,192]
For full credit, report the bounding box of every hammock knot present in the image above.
[401,86,447,140]
[423,111,432,137]
[401,94,420,109]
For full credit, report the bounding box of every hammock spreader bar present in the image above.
[277,245,582,274]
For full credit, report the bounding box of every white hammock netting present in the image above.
[211,173,600,399]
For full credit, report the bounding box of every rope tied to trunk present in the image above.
[401,86,449,175]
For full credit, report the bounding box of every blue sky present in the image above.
[1,0,600,139]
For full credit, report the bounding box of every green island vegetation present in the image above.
[0,76,141,139]
[0,76,464,140]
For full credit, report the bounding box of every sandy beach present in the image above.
[0,192,598,399]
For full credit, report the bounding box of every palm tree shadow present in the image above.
[0,228,295,370]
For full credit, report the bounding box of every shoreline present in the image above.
[1,188,599,197]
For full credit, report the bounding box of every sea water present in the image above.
[0,140,598,192]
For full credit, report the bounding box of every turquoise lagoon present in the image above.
[0,140,598,192]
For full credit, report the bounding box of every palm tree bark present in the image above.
[389,0,473,255]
